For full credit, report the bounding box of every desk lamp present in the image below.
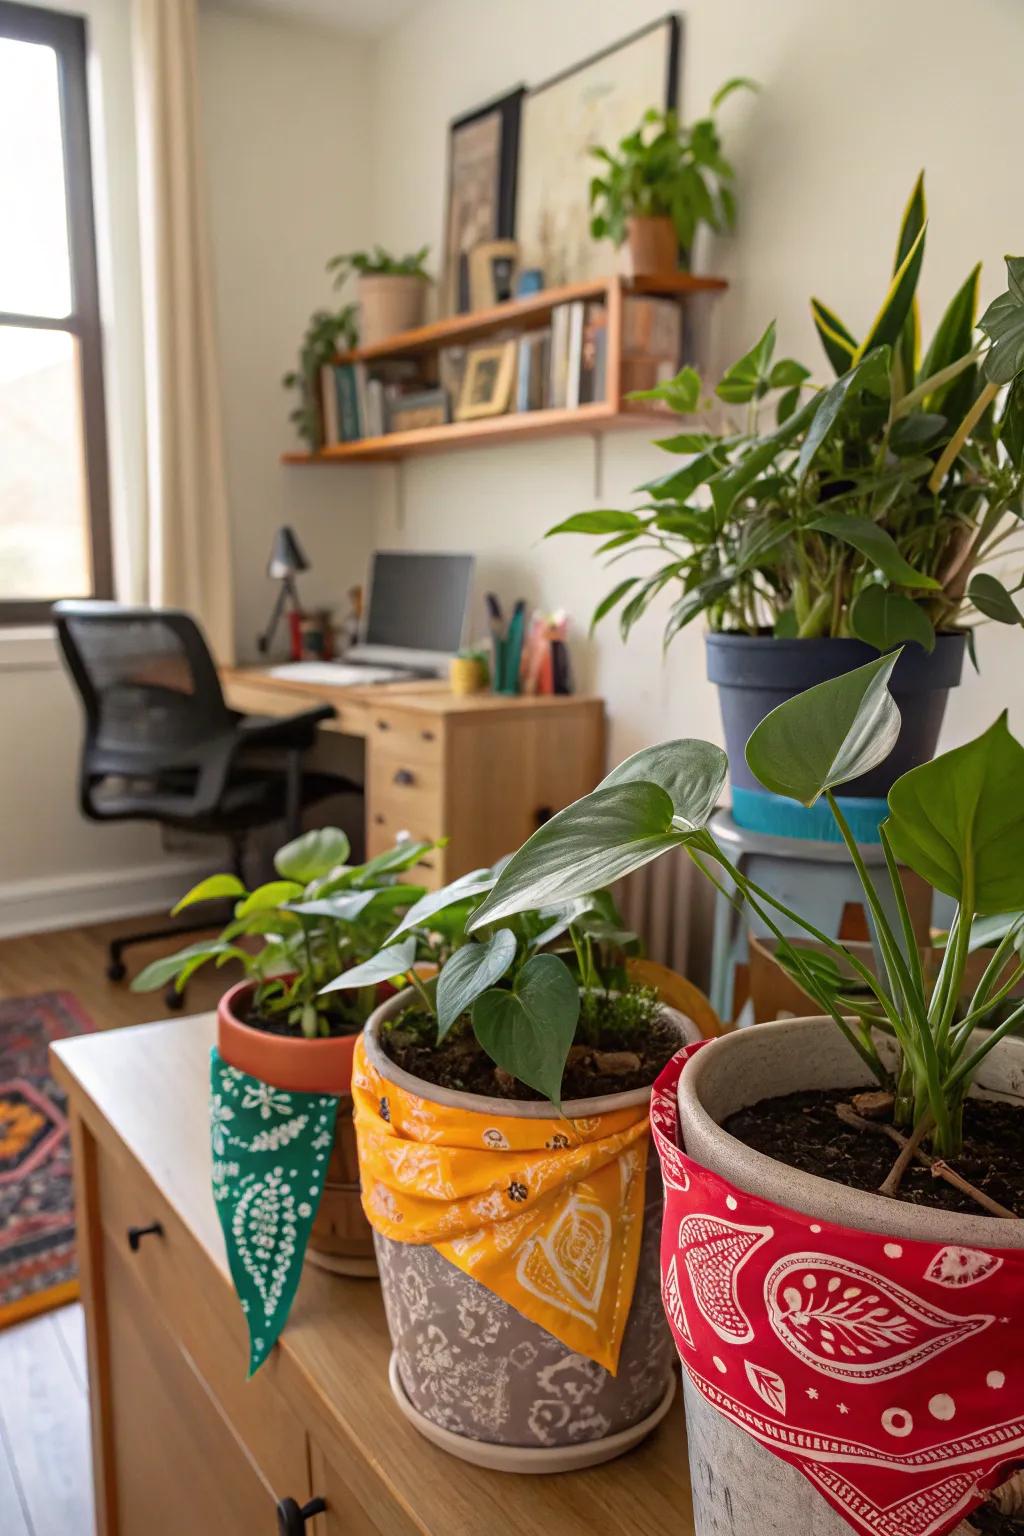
[256,526,309,656]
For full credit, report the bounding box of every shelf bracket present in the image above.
[592,432,605,502]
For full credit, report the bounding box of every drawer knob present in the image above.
[277,1497,326,1533]
[127,1221,163,1252]
[393,768,415,786]
[375,718,391,731]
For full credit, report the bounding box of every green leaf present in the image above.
[918,265,980,399]
[436,929,517,1039]
[599,739,727,831]
[590,578,641,632]
[626,365,701,413]
[471,954,580,1105]
[388,870,493,939]
[769,359,810,389]
[967,911,1024,955]
[850,586,935,653]
[320,937,417,993]
[715,322,776,404]
[853,222,927,364]
[796,348,890,482]
[807,512,940,589]
[641,449,730,502]
[1000,376,1024,469]
[274,827,350,883]
[132,940,241,993]
[286,885,424,922]
[652,431,717,454]
[469,783,685,931]
[710,75,759,109]
[810,298,858,376]
[235,881,306,918]
[171,873,247,915]
[546,510,644,538]
[745,651,902,806]
[886,714,1024,913]
[888,411,946,456]
[980,259,1024,385]
[773,607,799,638]
[968,573,1024,626]
[708,393,820,521]
[892,173,926,387]
[355,840,435,882]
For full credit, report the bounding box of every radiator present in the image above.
[617,849,714,989]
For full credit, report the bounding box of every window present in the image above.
[0,1,111,623]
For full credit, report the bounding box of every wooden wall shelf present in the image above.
[282,271,727,467]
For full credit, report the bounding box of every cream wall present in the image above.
[367,0,1024,766]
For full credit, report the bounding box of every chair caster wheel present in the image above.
[107,961,127,982]
[164,987,185,1011]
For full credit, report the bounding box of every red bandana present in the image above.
[652,1044,1024,1536]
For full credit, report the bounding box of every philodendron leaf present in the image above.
[471,954,580,1105]
[745,652,902,806]
[980,258,1024,386]
[546,510,645,538]
[132,940,242,993]
[807,512,939,589]
[850,586,936,653]
[388,869,493,940]
[286,885,423,922]
[599,739,728,831]
[275,827,350,882]
[436,929,517,1039]
[235,881,305,918]
[171,872,247,914]
[968,573,1024,626]
[320,936,417,994]
[966,911,1024,956]
[469,782,686,930]
[886,713,1024,913]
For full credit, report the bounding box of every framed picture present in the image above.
[387,388,450,434]
[442,87,524,316]
[455,342,517,421]
[516,14,681,286]
[468,239,520,311]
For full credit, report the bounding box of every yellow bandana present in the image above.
[351,1035,651,1373]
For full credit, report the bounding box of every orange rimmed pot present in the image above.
[217,980,375,1278]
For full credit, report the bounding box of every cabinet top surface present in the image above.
[52,1015,693,1535]
[221,666,602,719]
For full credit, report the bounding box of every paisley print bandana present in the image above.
[351,1035,650,1372]
[652,1044,1024,1536]
[209,1049,339,1375]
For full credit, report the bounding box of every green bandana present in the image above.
[209,1048,339,1374]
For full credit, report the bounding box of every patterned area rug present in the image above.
[0,992,95,1328]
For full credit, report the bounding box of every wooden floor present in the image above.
[0,1305,92,1536]
[0,914,243,1028]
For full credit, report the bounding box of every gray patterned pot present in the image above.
[676,1017,1024,1535]
[362,993,699,1471]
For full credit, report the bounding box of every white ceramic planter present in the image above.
[676,1017,1024,1534]
[361,990,700,1471]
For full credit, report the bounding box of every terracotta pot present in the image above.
[675,1017,1024,1535]
[358,273,428,347]
[626,215,678,277]
[216,981,375,1277]
[362,990,700,1471]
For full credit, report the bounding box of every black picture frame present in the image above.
[441,86,524,316]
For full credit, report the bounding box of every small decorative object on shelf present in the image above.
[448,646,488,695]
[515,265,544,296]
[589,78,758,274]
[455,339,517,420]
[386,386,449,433]
[468,237,519,308]
[327,244,431,348]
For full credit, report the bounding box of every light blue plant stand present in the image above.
[708,810,933,1023]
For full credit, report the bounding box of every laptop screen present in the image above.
[362,551,474,655]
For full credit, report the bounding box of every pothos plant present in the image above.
[556,175,1024,657]
[323,865,648,1105]
[588,80,757,262]
[282,302,359,450]
[132,828,439,1039]
[472,652,1024,1161]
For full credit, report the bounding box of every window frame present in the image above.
[0,0,112,625]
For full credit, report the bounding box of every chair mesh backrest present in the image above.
[55,605,232,757]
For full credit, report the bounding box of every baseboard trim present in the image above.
[0,857,216,939]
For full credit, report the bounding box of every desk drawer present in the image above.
[367,708,444,765]
[96,1136,308,1500]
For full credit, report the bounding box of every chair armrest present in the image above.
[235,706,337,751]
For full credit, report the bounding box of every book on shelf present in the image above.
[565,301,585,410]
[578,302,608,405]
[515,329,550,412]
[333,364,362,441]
[320,366,340,445]
[620,296,685,396]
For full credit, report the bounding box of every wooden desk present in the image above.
[53,1014,694,1536]
[221,668,605,887]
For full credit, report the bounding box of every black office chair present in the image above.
[54,601,359,1003]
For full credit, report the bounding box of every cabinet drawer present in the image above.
[103,1237,292,1534]
[309,1440,405,1536]
[367,709,444,764]
[96,1137,308,1500]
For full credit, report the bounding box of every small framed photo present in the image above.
[455,342,517,420]
[387,388,450,433]
[468,239,520,310]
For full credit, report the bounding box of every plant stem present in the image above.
[928,379,1001,492]
[404,968,436,1017]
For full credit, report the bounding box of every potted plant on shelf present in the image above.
[326,871,710,1470]
[327,244,431,347]
[557,176,1024,837]
[133,827,437,1287]
[474,653,1024,1535]
[588,79,756,276]
[282,302,358,450]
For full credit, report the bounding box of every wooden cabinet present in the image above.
[53,1015,694,1536]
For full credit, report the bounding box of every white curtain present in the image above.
[132,0,235,662]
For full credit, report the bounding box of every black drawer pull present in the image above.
[127,1222,163,1252]
[393,768,415,786]
[277,1497,326,1533]
[375,718,391,731]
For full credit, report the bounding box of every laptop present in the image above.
[268,550,474,686]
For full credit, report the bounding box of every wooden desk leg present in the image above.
[69,1111,118,1536]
